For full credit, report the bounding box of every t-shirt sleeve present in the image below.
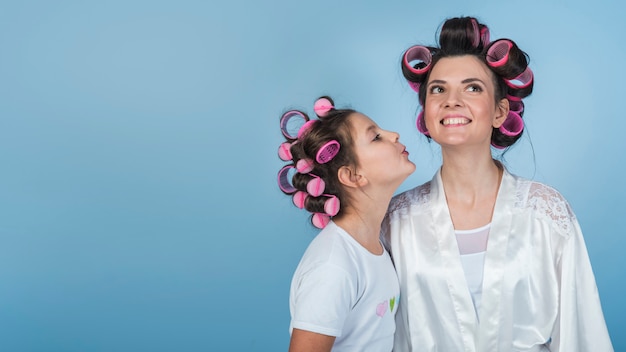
[290,262,355,337]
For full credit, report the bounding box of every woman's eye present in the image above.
[467,84,482,92]
[429,86,443,94]
[373,133,381,141]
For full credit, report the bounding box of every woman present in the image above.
[382,17,613,351]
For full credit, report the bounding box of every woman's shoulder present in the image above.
[510,174,577,235]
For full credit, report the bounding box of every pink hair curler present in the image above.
[486,39,513,68]
[324,195,340,216]
[306,175,325,197]
[416,111,430,136]
[292,191,308,209]
[508,99,524,115]
[470,18,480,48]
[280,110,309,140]
[316,140,340,164]
[480,26,490,46]
[506,94,522,102]
[296,158,314,174]
[278,142,292,161]
[505,67,533,89]
[313,97,334,117]
[499,110,524,137]
[408,81,421,93]
[312,213,331,229]
[277,165,297,194]
[403,46,432,75]
[297,120,317,139]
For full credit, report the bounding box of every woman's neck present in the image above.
[440,153,503,230]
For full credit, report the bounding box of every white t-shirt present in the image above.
[289,221,400,351]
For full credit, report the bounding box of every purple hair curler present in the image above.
[277,165,297,194]
[316,140,340,164]
[280,110,309,140]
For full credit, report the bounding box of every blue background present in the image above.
[1,1,624,351]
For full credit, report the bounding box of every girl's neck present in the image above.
[333,195,389,255]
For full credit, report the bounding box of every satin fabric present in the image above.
[382,167,613,351]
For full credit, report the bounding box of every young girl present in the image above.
[277,96,415,351]
[383,16,613,351]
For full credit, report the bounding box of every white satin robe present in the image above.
[382,168,613,351]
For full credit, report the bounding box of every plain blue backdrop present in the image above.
[1,1,624,351]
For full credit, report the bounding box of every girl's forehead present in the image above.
[349,113,377,131]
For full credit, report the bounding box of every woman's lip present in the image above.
[441,116,471,126]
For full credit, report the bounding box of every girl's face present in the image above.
[349,113,415,187]
[423,55,508,148]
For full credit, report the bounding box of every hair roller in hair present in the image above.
[324,195,340,216]
[278,142,293,161]
[306,175,325,197]
[486,39,513,68]
[313,97,334,117]
[505,67,534,99]
[469,18,480,48]
[505,66,533,89]
[277,165,297,194]
[312,213,331,229]
[407,81,421,93]
[296,158,314,174]
[480,26,490,47]
[280,110,309,140]
[402,45,432,86]
[416,111,430,136]
[508,99,524,116]
[297,120,317,139]
[316,140,340,164]
[292,191,308,209]
[499,111,524,137]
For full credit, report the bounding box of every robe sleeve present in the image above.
[551,217,613,351]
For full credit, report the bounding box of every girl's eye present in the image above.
[373,133,381,141]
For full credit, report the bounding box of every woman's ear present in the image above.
[338,166,368,188]
[493,98,510,128]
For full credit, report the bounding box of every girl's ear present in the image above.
[492,98,509,128]
[338,166,368,188]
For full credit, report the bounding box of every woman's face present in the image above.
[423,55,508,148]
